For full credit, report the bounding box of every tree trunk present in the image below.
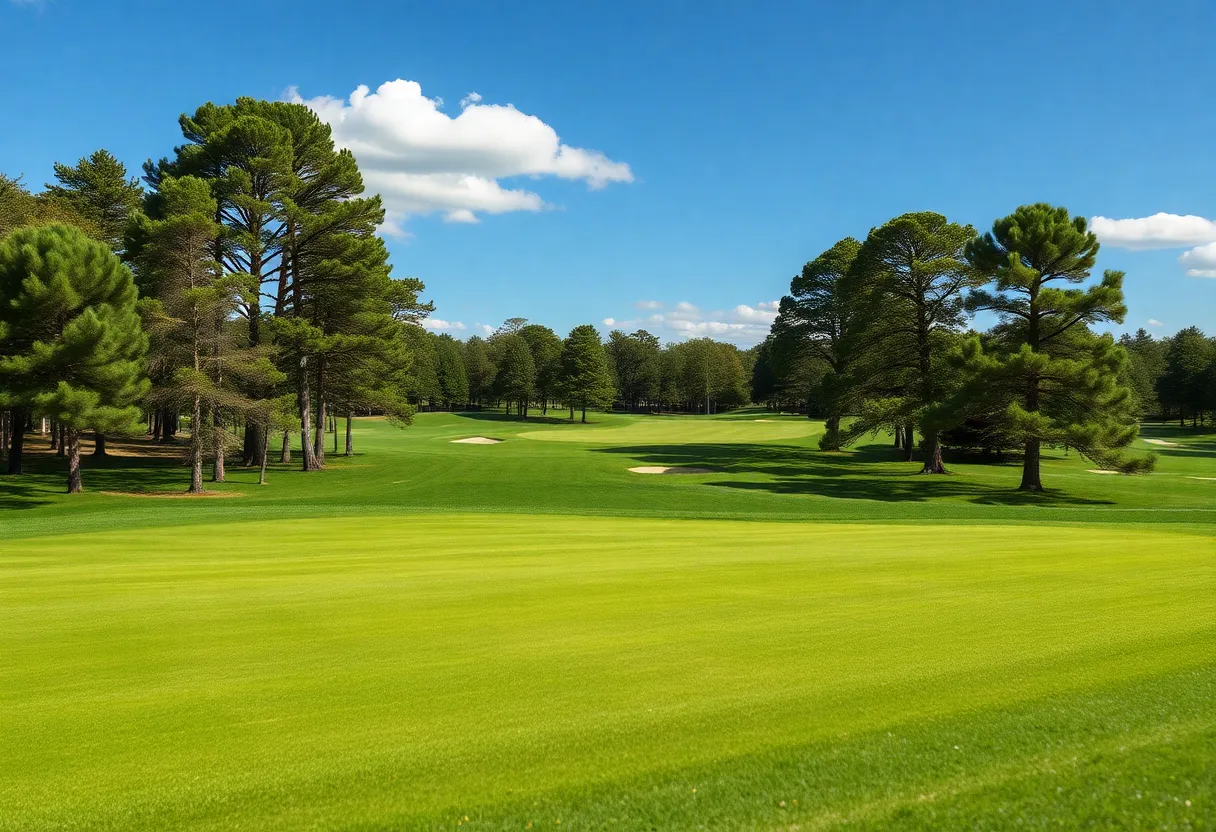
[66,428,82,493]
[298,358,321,472]
[281,430,292,464]
[569,406,575,421]
[212,430,225,483]
[345,413,354,456]
[893,426,902,449]
[921,433,945,474]
[49,419,58,450]
[7,407,25,475]
[57,424,66,457]
[1019,439,1043,491]
[313,359,327,469]
[92,433,107,457]
[188,396,204,494]
[903,421,915,462]
[258,426,270,486]
[333,415,338,455]
[242,423,261,467]
[581,406,587,423]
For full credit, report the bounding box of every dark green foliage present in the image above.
[518,324,562,412]
[0,224,148,491]
[559,325,614,421]
[1119,328,1167,416]
[851,212,977,472]
[44,150,142,252]
[433,333,469,408]
[494,333,536,417]
[606,329,661,411]
[959,204,1147,489]
[775,237,869,447]
[1157,326,1213,426]
[462,336,496,405]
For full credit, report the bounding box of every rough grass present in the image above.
[1,410,1214,829]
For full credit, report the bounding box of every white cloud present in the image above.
[603,299,778,345]
[475,323,494,336]
[421,318,466,332]
[287,80,633,231]
[732,303,779,324]
[1091,213,1216,250]
[1147,319,1164,327]
[1179,241,1216,277]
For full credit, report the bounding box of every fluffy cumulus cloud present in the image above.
[1091,213,1216,250]
[604,300,780,345]
[286,80,632,230]
[421,318,466,332]
[1092,212,1216,279]
[1178,241,1216,278]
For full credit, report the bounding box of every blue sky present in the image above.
[3,0,1214,344]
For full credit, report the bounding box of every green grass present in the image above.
[1,409,1214,829]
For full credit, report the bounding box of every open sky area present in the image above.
[2,0,1214,344]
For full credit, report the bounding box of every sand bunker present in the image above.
[1186,476,1216,481]
[628,466,715,475]
[450,437,502,444]
[1087,469,1121,475]
[1143,438,1179,446]
[754,419,776,422]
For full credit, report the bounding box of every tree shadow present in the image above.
[455,411,600,427]
[592,442,1113,506]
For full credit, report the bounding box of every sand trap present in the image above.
[754,419,776,422]
[628,466,715,475]
[1186,476,1216,481]
[1087,469,1121,475]
[450,437,502,444]
[1143,438,1179,446]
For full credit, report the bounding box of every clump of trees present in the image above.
[765,204,1161,491]
[0,98,429,493]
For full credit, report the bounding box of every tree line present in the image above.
[751,205,1175,491]
[404,320,751,419]
[0,99,430,493]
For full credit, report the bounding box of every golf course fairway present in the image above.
[3,513,1214,830]
[1,413,1214,829]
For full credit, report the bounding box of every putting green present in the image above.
[519,416,821,444]
[2,513,1212,830]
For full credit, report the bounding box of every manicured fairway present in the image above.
[2,515,1214,830]
[1,412,1214,829]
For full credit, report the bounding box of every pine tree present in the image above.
[961,204,1150,490]
[44,150,143,253]
[1158,327,1213,427]
[606,329,661,412]
[519,324,562,414]
[853,212,977,472]
[0,225,148,492]
[494,334,536,418]
[773,237,871,448]
[462,336,496,406]
[434,334,469,409]
[559,325,614,422]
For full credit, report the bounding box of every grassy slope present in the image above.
[2,410,1214,829]
[4,411,1215,537]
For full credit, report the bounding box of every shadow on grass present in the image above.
[1,446,197,505]
[592,442,1113,506]
[455,411,602,427]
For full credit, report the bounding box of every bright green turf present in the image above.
[1,410,1214,829]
